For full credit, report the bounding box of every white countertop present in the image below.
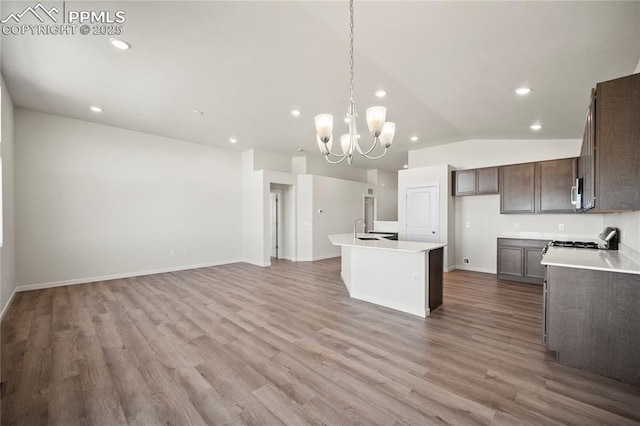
[541,247,640,275]
[329,233,446,253]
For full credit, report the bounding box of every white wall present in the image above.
[306,156,368,182]
[410,139,582,169]
[312,175,372,260]
[15,110,243,288]
[398,165,455,271]
[253,149,292,174]
[296,174,373,261]
[456,195,605,273]
[1,75,17,317]
[367,169,398,221]
[296,175,314,261]
[609,212,640,254]
[242,150,266,266]
[408,138,607,273]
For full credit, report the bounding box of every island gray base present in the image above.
[545,265,640,385]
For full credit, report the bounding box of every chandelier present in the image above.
[314,0,395,165]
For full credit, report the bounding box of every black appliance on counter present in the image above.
[542,227,619,255]
[598,226,620,250]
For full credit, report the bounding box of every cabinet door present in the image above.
[476,167,499,194]
[524,247,545,283]
[454,169,476,196]
[500,163,535,213]
[497,247,524,279]
[537,158,577,213]
[595,74,640,212]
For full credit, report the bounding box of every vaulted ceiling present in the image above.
[2,1,639,170]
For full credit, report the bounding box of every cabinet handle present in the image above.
[570,185,577,205]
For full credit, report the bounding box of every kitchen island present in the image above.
[329,234,446,318]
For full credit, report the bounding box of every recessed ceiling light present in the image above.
[291,110,301,117]
[375,89,387,98]
[530,123,543,131]
[515,87,532,95]
[229,138,237,144]
[90,106,103,113]
[410,136,418,142]
[403,164,408,169]
[193,109,204,115]
[109,37,131,50]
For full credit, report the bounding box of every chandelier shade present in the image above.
[366,106,386,137]
[314,114,333,142]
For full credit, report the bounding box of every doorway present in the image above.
[406,185,439,243]
[363,196,376,233]
[270,190,282,258]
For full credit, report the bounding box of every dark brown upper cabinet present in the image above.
[500,163,535,213]
[477,167,499,194]
[500,158,577,214]
[579,73,640,212]
[452,167,498,196]
[453,169,476,196]
[537,158,578,213]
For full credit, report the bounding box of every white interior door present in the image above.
[406,186,439,243]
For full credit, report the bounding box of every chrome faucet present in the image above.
[354,218,365,238]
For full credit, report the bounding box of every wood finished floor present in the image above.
[2,259,640,425]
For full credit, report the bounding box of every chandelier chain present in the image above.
[313,0,395,165]
[349,0,354,105]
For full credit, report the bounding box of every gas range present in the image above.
[549,240,600,249]
[542,227,620,256]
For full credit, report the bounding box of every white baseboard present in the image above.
[445,265,456,272]
[277,255,296,262]
[350,290,429,318]
[243,259,271,267]
[0,287,17,322]
[15,259,243,293]
[454,264,496,274]
[315,253,340,261]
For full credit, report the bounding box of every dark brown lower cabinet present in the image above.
[497,238,548,285]
[545,265,640,385]
[428,248,444,311]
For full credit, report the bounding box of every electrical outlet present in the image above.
[465,222,470,228]
[463,258,470,264]
[514,223,520,230]
[169,250,175,257]
[559,224,565,231]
